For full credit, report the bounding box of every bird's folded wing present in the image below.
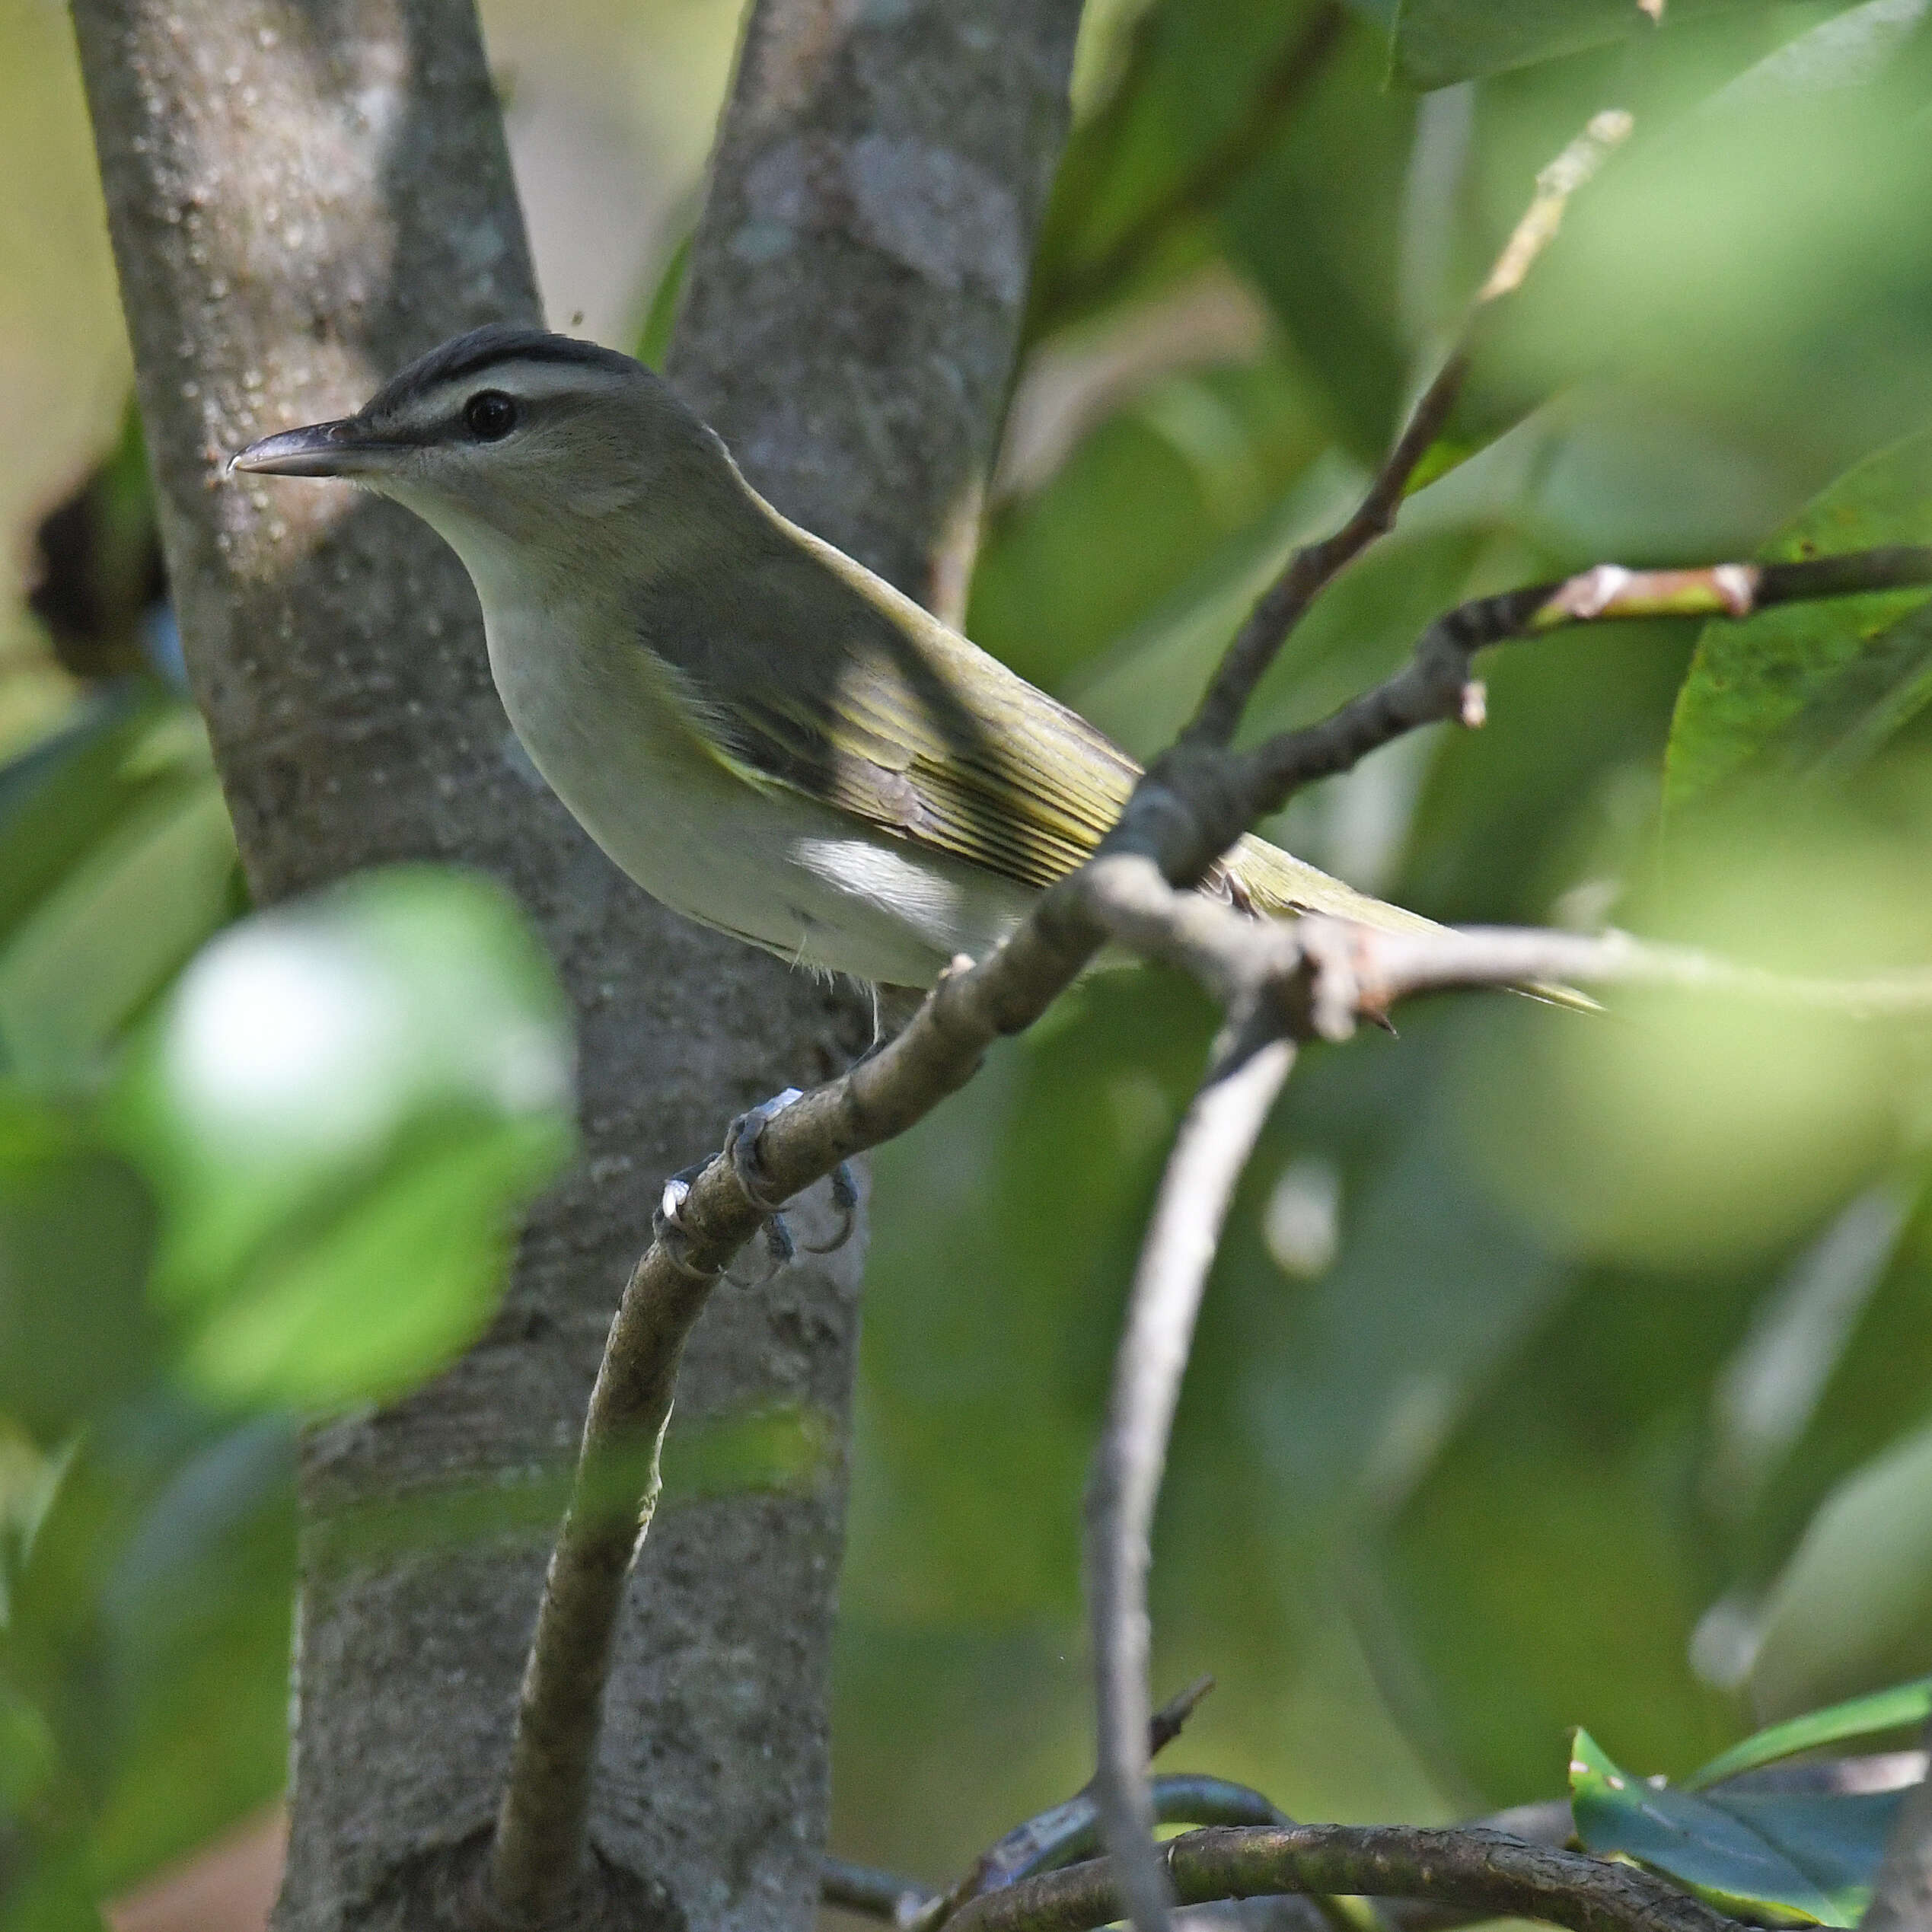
[636,524,1436,937]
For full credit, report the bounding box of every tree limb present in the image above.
[1086,1034,1299,1932]
[942,1825,1739,1932]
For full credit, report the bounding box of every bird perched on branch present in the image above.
[231,326,1436,990]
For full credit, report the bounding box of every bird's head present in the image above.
[229,325,744,594]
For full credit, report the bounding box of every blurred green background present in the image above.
[8,0,1932,1925]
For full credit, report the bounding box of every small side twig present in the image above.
[1181,107,1634,748]
[824,1857,942,1928]
[1220,547,1932,837]
[1086,1031,1299,1932]
[942,1824,1737,1932]
[1150,1675,1218,1756]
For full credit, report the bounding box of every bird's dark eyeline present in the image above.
[362,324,642,418]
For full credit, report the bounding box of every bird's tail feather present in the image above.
[1223,834,1596,1013]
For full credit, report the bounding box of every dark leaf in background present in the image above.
[1391,0,1765,91]
[0,1101,157,1445]
[1667,431,1932,809]
[0,697,238,1086]
[26,403,164,687]
[1223,17,1414,458]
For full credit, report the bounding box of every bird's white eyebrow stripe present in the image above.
[374,358,634,422]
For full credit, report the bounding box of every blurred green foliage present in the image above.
[8,0,1932,1923]
[846,0,1932,1885]
[0,710,575,1924]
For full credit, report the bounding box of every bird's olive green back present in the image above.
[632,493,1440,935]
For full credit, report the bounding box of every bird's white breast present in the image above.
[472,573,1035,988]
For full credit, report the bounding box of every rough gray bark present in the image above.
[67,0,1079,1926]
[666,0,1084,617]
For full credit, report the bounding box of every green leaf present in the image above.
[90,1420,295,1889]
[635,230,690,371]
[1569,1726,1868,1925]
[1688,1676,1932,1789]
[180,1116,563,1408]
[111,866,575,1411]
[1666,432,1932,811]
[1389,0,1735,90]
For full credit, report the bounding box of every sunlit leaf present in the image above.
[180,1117,564,1408]
[1666,432,1932,811]
[111,867,574,1410]
[1688,1675,1932,1790]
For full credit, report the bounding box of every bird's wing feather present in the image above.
[631,509,1438,934]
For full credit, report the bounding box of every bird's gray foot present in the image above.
[726,1086,859,1256]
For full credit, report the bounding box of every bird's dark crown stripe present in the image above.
[363,325,639,417]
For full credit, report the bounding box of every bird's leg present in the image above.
[727,1087,859,1256]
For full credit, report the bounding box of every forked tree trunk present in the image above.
[67,0,1079,1924]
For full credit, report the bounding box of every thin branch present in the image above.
[1224,547,1932,836]
[1086,1032,1299,1932]
[838,1761,1927,1932]
[1076,845,1932,1038]
[1181,109,1634,749]
[1178,349,1470,748]
[941,1774,1293,1923]
[488,1261,701,1920]
[824,1857,941,1927]
[1295,920,1932,1038]
[942,1825,1738,1932]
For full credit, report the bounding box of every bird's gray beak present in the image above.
[228,418,402,479]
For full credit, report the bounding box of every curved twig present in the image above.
[943,1825,1738,1932]
[1085,1031,1299,1932]
[824,1857,941,1927]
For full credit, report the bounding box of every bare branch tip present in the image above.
[1479,109,1634,303]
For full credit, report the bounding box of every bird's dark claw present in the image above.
[801,1161,859,1255]
[726,1089,859,1258]
[727,1087,804,1215]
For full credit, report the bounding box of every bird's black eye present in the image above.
[463,391,518,441]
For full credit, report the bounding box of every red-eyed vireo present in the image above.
[231,326,1439,989]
